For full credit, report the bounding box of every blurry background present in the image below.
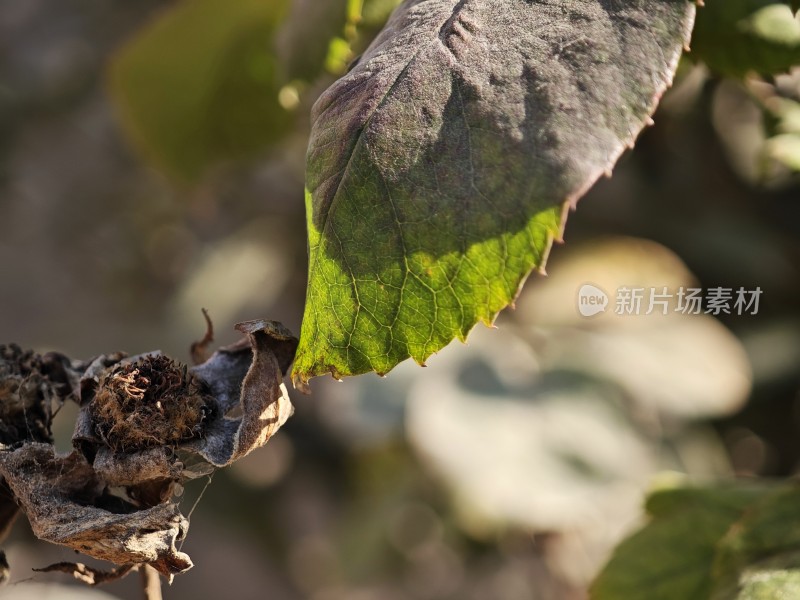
[0,0,799,598]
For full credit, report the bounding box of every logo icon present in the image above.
[577,284,609,317]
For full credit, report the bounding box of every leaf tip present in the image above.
[291,373,311,394]
[537,231,557,276]
[557,201,572,244]
[477,314,499,329]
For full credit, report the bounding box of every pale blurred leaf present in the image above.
[766,133,800,170]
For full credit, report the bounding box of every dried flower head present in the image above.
[0,319,297,584]
[89,355,215,453]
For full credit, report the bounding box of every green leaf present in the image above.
[292,0,695,382]
[713,485,800,597]
[109,0,293,181]
[691,0,800,77]
[591,482,800,600]
[591,484,769,600]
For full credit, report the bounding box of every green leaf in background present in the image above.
[591,484,768,600]
[591,482,800,600]
[765,96,800,172]
[109,0,292,181]
[691,0,800,77]
[713,486,800,597]
[292,0,695,382]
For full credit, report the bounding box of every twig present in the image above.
[34,562,134,585]
[140,565,162,600]
[190,308,214,366]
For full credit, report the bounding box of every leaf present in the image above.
[109,0,293,181]
[766,133,800,171]
[691,0,800,77]
[712,485,800,598]
[292,0,695,382]
[591,484,769,600]
[591,482,800,600]
[736,568,800,600]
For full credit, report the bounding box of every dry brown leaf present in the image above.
[0,320,297,583]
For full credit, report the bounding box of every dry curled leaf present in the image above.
[0,344,82,551]
[0,443,192,577]
[0,320,297,583]
[186,319,296,466]
[0,344,78,446]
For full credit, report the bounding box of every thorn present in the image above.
[604,167,613,178]
[696,0,704,6]
[627,138,636,150]
[684,42,691,52]
[645,116,655,127]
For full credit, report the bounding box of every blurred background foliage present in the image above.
[0,0,799,598]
